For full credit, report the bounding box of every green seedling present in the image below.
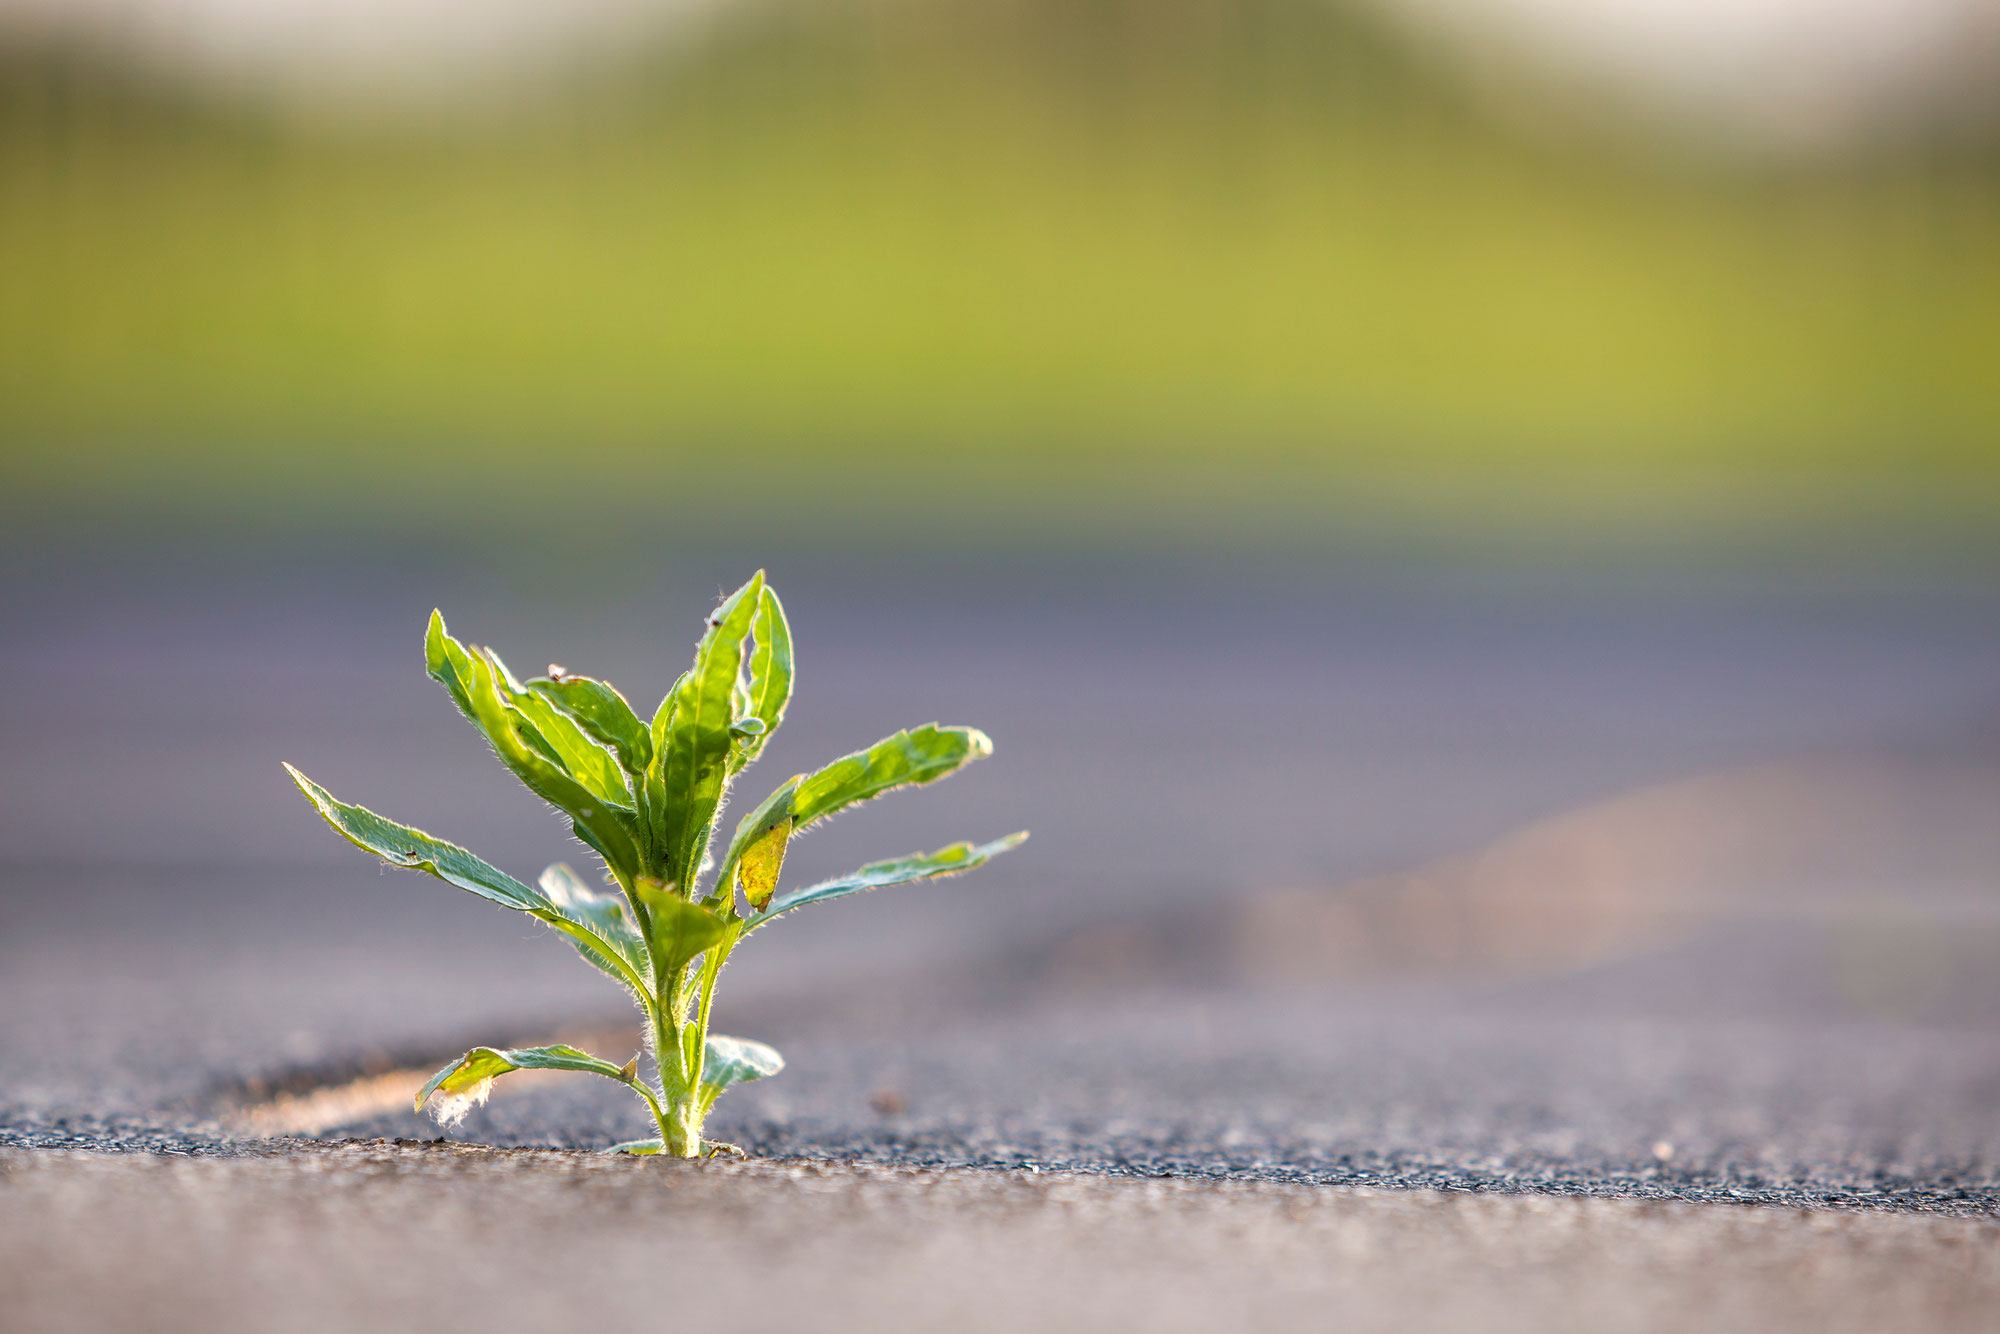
[285,571,1023,1158]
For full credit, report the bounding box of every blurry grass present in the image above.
[1,0,1997,535]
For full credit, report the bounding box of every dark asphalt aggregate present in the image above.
[6,535,2000,1220]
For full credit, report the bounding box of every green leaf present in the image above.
[791,724,994,831]
[286,763,542,911]
[485,652,633,807]
[528,671,652,775]
[463,651,643,883]
[415,1043,631,1122]
[287,765,652,995]
[425,612,643,881]
[632,890,728,977]
[736,585,793,768]
[608,1139,664,1155]
[752,832,1027,926]
[701,1034,784,1093]
[650,573,764,889]
[424,609,482,721]
[538,863,650,983]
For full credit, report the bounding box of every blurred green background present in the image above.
[2,0,1997,545]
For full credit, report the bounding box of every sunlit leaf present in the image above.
[287,763,541,909]
[485,651,633,807]
[424,609,481,721]
[539,863,649,983]
[791,724,993,830]
[633,889,728,977]
[425,612,643,880]
[297,576,1024,1157]
[650,572,763,889]
[285,764,647,993]
[416,1043,631,1123]
[701,1035,784,1094]
[736,585,793,768]
[529,672,653,775]
[752,832,1027,926]
[717,774,801,911]
[463,650,643,882]
[734,816,791,913]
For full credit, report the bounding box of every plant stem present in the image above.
[646,1001,699,1157]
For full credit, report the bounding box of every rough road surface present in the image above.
[6,535,2000,1329]
[7,1143,1999,1334]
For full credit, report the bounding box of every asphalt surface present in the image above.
[5,531,2000,1328]
[10,1144,1999,1334]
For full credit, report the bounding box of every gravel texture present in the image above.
[8,537,2000,1328]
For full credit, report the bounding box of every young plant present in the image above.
[284,571,1023,1157]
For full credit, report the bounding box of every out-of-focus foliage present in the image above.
[2,0,1996,529]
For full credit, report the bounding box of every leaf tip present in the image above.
[281,762,321,801]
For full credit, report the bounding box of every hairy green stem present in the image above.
[646,1000,697,1157]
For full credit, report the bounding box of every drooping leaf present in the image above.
[609,1139,664,1155]
[790,725,994,831]
[650,573,764,888]
[752,832,1027,926]
[736,585,793,768]
[539,863,650,983]
[632,889,729,977]
[416,1043,631,1121]
[528,672,652,776]
[701,1034,784,1093]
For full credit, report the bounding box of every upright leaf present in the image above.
[464,653,642,883]
[416,1043,632,1125]
[791,725,994,831]
[424,610,481,721]
[488,652,633,807]
[425,612,642,878]
[632,890,729,978]
[529,672,652,775]
[736,585,794,768]
[651,573,764,889]
[751,832,1027,926]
